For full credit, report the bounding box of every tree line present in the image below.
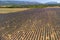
[0,4,60,8]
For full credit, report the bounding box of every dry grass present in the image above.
[0,8,31,14]
[46,6,60,8]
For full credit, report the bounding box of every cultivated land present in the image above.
[0,8,60,40]
[0,8,31,14]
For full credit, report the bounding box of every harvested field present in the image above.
[0,8,60,40]
[0,8,31,14]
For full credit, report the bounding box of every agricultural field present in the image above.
[0,8,60,40]
[0,8,31,14]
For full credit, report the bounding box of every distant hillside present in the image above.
[0,1,40,5]
[0,1,60,8]
[46,2,58,4]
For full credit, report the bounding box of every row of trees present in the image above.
[0,4,60,8]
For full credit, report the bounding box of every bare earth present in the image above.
[0,8,60,40]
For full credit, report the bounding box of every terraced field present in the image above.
[0,8,60,40]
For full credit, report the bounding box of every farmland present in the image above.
[0,8,31,14]
[0,8,60,40]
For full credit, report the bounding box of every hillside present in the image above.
[0,1,40,5]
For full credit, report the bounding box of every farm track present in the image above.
[0,8,60,40]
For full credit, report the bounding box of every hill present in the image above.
[0,1,40,5]
[46,1,58,4]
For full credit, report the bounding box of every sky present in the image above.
[0,0,60,3]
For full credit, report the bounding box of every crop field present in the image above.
[0,8,60,40]
[0,8,31,14]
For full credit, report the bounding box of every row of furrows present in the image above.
[2,20,60,40]
[0,8,60,40]
[0,8,47,34]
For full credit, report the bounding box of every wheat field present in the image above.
[0,8,31,14]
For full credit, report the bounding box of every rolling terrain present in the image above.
[0,8,60,40]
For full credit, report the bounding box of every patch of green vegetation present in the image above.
[0,4,60,8]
